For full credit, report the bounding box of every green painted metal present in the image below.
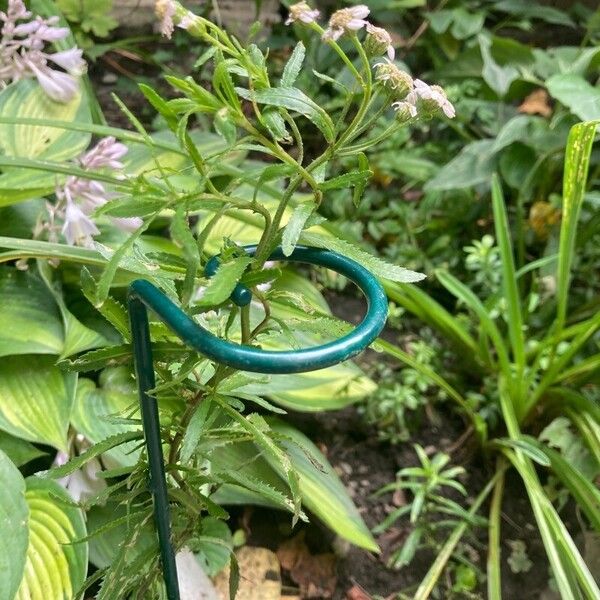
[128,245,388,599]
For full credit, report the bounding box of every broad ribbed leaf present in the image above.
[0,79,91,204]
[0,449,28,600]
[267,419,379,552]
[301,231,425,283]
[0,355,76,451]
[71,371,142,468]
[0,268,64,357]
[15,477,87,600]
[547,75,600,121]
[37,261,106,359]
[236,87,335,142]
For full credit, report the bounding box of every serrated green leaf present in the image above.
[0,449,28,600]
[281,42,306,87]
[353,153,369,207]
[282,201,315,256]
[199,256,252,307]
[319,169,372,191]
[47,431,142,479]
[261,107,290,142]
[236,87,335,142]
[300,231,425,283]
[0,355,75,451]
[15,477,88,600]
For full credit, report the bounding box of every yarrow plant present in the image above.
[0,0,85,102]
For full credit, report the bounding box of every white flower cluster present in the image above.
[393,78,456,120]
[155,0,198,39]
[0,0,85,102]
[286,3,455,121]
[48,137,141,247]
[287,3,393,59]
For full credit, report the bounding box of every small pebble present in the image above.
[102,72,118,84]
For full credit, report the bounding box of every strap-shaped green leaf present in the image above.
[15,477,88,600]
[0,449,29,600]
[0,355,76,451]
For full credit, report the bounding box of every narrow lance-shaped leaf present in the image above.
[171,203,201,305]
[236,87,335,142]
[491,175,525,372]
[319,169,372,191]
[555,120,599,329]
[300,231,425,283]
[282,201,315,257]
[281,42,306,87]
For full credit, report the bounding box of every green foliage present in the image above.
[0,0,598,596]
[374,445,475,570]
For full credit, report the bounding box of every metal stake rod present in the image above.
[127,246,388,599]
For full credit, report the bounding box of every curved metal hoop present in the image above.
[127,246,388,599]
[130,245,388,374]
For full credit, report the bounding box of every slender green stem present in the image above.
[240,305,251,344]
[487,459,505,600]
[309,23,364,85]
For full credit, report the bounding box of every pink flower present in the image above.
[48,48,86,76]
[62,201,100,247]
[27,62,79,103]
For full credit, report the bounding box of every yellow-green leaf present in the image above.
[0,268,64,357]
[15,477,87,600]
[0,355,76,451]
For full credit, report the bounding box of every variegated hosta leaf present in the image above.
[267,419,378,552]
[36,261,107,359]
[0,449,29,600]
[0,267,64,357]
[0,355,76,451]
[15,477,87,600]
[0,79,91,205]
[71,369,141,468]
[0,79,90,161]
[210,423,377,552]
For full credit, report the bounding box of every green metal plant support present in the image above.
[127,245,388,599]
